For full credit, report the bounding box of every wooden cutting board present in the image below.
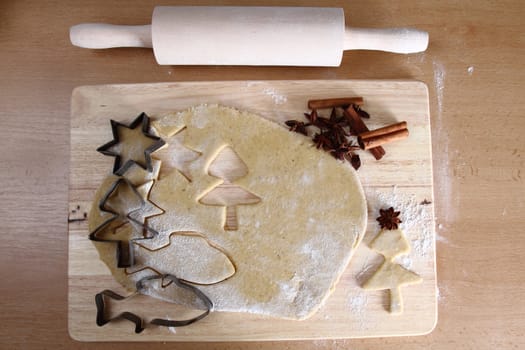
[68,80,436,341]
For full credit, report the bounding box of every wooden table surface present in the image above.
[1,0,523,349]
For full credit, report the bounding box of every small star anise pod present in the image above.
[347,153,361,170]
[354,104,370,119]
[313,132,334,150]
[330,140,359,159]
[304,109,319,124]
[376,207,402,230]
[285,120,309,136]
[312,110,350,136]
[329,107,352,130]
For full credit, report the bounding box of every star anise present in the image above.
[304,109,319,124]
[313,132,334,150]
[285,120,309,136]
[354,104,370,119]
[376,207,402,230]
[330,141,359,160]
[310,108,351,135]
[348,153,361,170]
[330,141,361,170]
[329,107,353,131]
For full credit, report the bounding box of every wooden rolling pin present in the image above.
[70,6,429,66]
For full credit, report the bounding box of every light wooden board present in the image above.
[68,80,436,341]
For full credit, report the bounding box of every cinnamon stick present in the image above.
[358,121,407,140]
[343,105,385,160]
[308,97,364,110]
[358,128,409,150]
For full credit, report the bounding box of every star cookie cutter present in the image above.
[97,112,165,176]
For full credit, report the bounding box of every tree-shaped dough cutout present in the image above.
[362,207,422,314]
[199,146,261,231]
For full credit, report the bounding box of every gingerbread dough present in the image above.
[89,105,367,320]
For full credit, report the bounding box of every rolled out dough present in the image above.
[89,105,367,320]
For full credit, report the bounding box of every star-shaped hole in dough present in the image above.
[128,180,165,236]
[97,113,166,175]
[120,158,162,187]
[152,127,201,182]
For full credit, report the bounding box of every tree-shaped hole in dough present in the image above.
[198,146,261,231]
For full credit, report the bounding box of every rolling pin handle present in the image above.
[70,24,153,49]
[344,27,429,54]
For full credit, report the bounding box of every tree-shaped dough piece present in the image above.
[199,146,261,231]
[362,208,422,314]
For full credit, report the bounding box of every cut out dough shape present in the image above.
[89,105,367,320]
[199,146,261,231]
[152,127,201,181]
[362,229,422,314]
[128,180,164,235]
[121,159,162,186]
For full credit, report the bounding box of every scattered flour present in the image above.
[190,106,210,129]
[397,254,413,270]
[436,232,450,244]
[412,234,433,257]
[262,87,288,105]
[433,60,446,118]
[436,223,457,246]
[301,172,313,185]
[167,317,177,334]
[347,290,368,314]
[345,289,369,330]
[432,59,457,224]
[436,284,449,304]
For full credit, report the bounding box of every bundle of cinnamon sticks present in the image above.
[357,121,409,151]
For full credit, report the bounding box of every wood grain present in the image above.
[69,80,436,341]
[1,0,524,349]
